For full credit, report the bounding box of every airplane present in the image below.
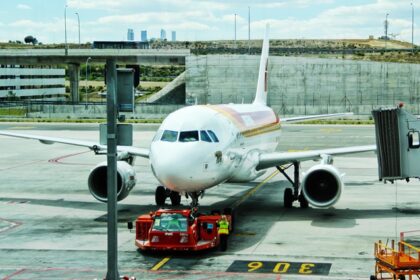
[0,26,376,209]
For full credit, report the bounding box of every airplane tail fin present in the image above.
[253,24,270,105]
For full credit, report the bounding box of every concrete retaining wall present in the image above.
[27,104,183,119]
[186,55,420,115]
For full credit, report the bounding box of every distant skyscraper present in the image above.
[160,29,167,40]
[141,30,148,42]
[127,28,134,41]
[171,31,176,42]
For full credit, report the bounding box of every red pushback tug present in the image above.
[135,208,233,251]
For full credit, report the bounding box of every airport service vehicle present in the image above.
[0,26,376,209]
[371,231,420,280]
[135,208,233,251]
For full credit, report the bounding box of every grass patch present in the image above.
[0,117,372,125]
[0,118,163,124]
[296,119,374,125]
[0,108,26,116]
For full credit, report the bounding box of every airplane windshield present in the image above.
[161,130,178,142]
[160,130,218,143]
[179,131,199,142]
[200,130,212,142]
[207,130,219,142]
[152,213,188,232]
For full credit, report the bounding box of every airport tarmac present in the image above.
[0,122,420,279]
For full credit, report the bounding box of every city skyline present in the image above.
[0,0,418,44]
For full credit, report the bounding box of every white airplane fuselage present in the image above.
[150,103,281,193]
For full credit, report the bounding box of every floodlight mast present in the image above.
[105,58,119,280]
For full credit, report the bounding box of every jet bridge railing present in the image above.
[372,107,420,182]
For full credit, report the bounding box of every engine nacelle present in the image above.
[88,161,137,202]
[301,164,344,208]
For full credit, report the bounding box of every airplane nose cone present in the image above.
[150,143,206,192]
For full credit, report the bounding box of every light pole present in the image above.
[411,2,415,53]
[64,5,68,55]
[75,12,81,46]
[85,57,91,108]
[234,13,237,49]
[248,6,251,53]
[385,13,389,50]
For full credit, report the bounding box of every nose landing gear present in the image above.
[187,191,204,208]
[154,187,205,207]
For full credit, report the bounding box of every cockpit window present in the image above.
[179,131,199,142]
[161,130,178,142]
[207,130,219,142]
[200,130,212,142]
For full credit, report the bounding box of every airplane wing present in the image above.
[257,144,376,170]
[282,112,353,123]
[0,131,150,158]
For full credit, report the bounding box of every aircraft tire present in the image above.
[284,188,294,208]
[155,186,166,206]
[170,191,181,206]
[298,193,309,209]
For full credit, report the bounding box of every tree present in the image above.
[24,35,38,45]
[24,35,34,44]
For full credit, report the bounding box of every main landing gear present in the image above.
[155,186,181,206]
[276,162,309,209]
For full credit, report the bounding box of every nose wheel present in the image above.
[187,191,204,208]
[155,186,181,206]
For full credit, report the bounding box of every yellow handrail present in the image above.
[400,241,420,252]
[375,242,398,254]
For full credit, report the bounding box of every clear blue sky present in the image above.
[1,0,418,44]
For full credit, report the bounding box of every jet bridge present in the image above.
[372,106,420,182]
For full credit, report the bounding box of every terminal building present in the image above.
[0,65,65,101]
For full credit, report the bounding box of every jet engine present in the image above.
[301,164,343,208]
[88,161,137,202]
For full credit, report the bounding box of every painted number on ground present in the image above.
[226,260,331,275]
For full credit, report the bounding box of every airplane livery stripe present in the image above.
[242,122,281,137]
[205,105,280,137]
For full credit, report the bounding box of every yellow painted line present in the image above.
[150,256,171,271]
[8,126,34,130]
[233,170,279,208]
[234,232,256,236]
[320,128,342,133]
